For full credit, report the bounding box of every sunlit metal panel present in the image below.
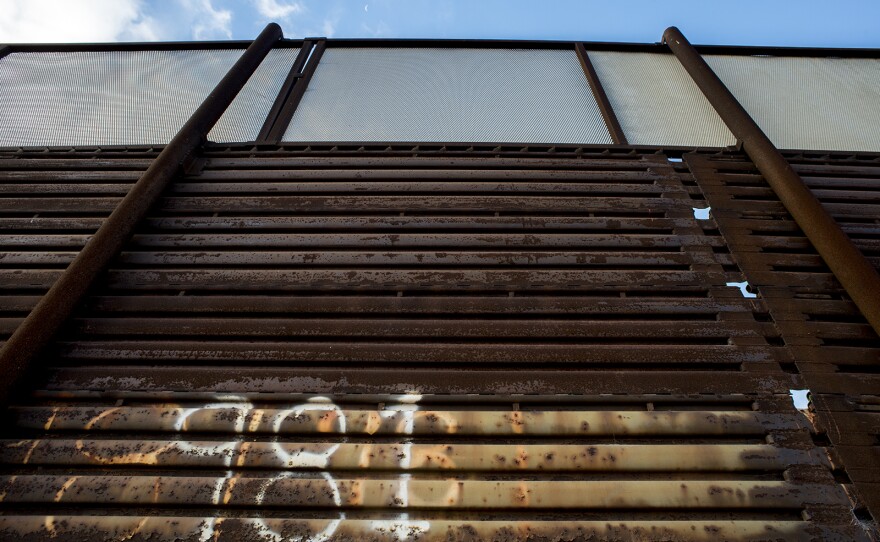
[282,48,612,144]
[588,51,735,147]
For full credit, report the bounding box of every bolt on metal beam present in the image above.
[0,23,285,405]
[663,26,880,336]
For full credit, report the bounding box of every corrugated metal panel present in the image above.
[281,48,612,144]
[0,49,299,146]
[704,56,880,152]
[588,51,735,147]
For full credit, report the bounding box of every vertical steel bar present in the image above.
[256,40,315,142]
[663,26,880,335]
[0,23,284,404]
[575,43,627,145]
[265,39,326,143]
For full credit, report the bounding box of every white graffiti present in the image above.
[53,391,446,541]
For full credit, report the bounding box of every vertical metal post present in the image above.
[575,43,627,145]
[264,39,326,143]
[0,23,284,404]
[663,26,880,335]
[256,39,315,142]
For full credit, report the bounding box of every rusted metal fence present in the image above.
[0,25,877,542]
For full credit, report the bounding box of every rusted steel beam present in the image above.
[5,295,755,316]
[54,342,772,366]
[575,43,628,145]
[64,317,762,338]
[0,194,682,213]
[0,475,846,508]
[184,167,665,180]
[0,517,862,542]
[663,26,880,335]
[0,439,823,471]
[13,406,790,435]
[0,250,706,267]
[0,23,284,404]
[42,366,801,395]
[265,39,326,143]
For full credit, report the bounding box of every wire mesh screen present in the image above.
[0,48,299,147]
[210,48,301,143]
[281,48,612,144]
[704,55,880,152]
[588,51,735,147]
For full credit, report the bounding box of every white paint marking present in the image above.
[726,281,757,298]
[693,206,711,220]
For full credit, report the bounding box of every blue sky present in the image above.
[1,0,879,48]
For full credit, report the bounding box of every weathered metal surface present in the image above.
[41,366,798,395]
[0,23,285,406]
[685,150,880,522]
[0,516,863,542]
[0,440,821,471]
[0,143,874,539]
[9,406,797,435]
[665,26,880,336]
[0,476,847,508]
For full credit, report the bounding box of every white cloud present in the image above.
[361,20,390,37]
[0,0,160,42]
[252,0,303,19]
[321,19,336,37]
[180,0,233,40]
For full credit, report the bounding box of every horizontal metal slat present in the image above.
[0,440,821,471]
[67,318,766,340]
[0,516,859,542]
[4,295,754,316]
[54,341,775,364]
[0,250,703,268]
[203,156,659,169]
[11,406,791,435]
[193,168,664,182]
[124,233,709,248]
[0,476,843,508]
[157,195,680,213]
[136,215,690,231]
[0,195,681,213]
[41,366,799,395]
[105,269,711,290]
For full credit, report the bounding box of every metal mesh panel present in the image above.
[0,49,299,147]
[588,51,735,147]
[705,55,880,152]
[210,48,301,143]
[282,48,612,144]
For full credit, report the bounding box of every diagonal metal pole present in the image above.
[663,26,880,335]
[575,43,627,145]
[0,23,284,404]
